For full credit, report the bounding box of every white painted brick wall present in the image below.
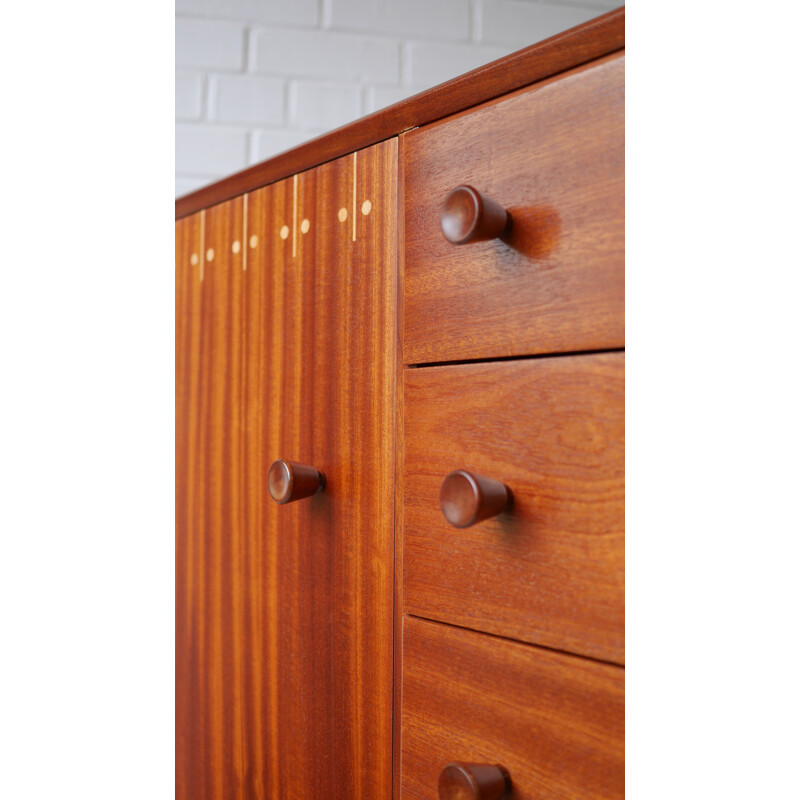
[212,75,285,125]
[176,0,622,196]
[175,124,250,175]
[176,72,204,120]
[176,18,245,70]
[290,82,362,130]
[364,85,426,115]
[252,129,325,163]
[176,0,319,27]
[478,1,604,48]
[329,0,472,42]
[252,28,400,83]
[405,40,510,86]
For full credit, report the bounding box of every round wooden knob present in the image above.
[438,763,511,800]
[439,470,512,528]
[268,459,325,504]
[439,185,512,245]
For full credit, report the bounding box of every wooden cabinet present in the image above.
[176,9,624,800]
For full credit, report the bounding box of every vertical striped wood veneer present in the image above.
[176,140,398,799]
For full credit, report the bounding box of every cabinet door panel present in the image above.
[176,139,397,799]
[176,195,246,799]
[176,210,207,799]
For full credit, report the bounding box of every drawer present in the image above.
[403,353,623,664]
[401,616,624,800]
[403,52,624,365]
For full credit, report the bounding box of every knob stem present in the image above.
[439,470,512,528]
[268,459,325,504]
[440,185,511,245]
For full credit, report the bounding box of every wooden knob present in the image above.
[440,185,511,244]
[438,763,511,800]
[439,470,512,528]
[268,459,325,504]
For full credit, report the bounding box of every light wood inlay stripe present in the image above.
[292,173,298,257]
[352,152,357,242]
[242,193,248,271]
[200,209,206,282]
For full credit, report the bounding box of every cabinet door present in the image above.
[176,140,397,799]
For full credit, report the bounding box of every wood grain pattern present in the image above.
[392,131,408,800]
[404,53,624,364]
[175,7,624,219]
[175,140,398,799]
[401,617,624,800]
[175,209,204,797]
[403,353,624,664]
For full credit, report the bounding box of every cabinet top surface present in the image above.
[175,7,624,220]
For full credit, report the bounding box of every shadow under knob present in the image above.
[268,459,325,504]
[439,470,512,528]
[438,763,511,800]
[440,185,512,245]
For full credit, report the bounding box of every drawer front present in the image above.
[403,353,624,664]
[401,616,624,800]
[404,53,624,365]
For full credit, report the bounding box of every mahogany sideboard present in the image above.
[176,8,624,799]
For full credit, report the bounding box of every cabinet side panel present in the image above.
[176,197,248,798]
[175,210,208,799]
